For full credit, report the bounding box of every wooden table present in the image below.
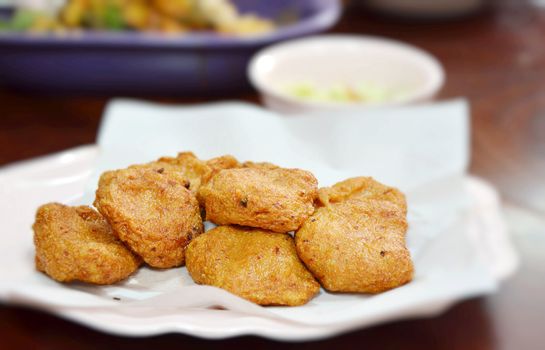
[1,1,544,349]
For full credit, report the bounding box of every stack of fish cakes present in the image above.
[33,152,413,306]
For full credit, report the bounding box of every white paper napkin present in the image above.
[14,98,503,326]
[84,99,470,197]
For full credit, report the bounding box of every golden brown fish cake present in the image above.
[33,203,141,284]
[199,167,318,232]
[132,152,240,194]
[94,167,203,268]
[318,176,407,214]
[186,225,320,306]
[131,152,206,192]
[205,154,241,181]
[242,161,279,170]
[296,177,413,293]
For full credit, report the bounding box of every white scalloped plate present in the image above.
[0,145,518,340]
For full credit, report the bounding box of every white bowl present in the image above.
[248,35,445,114]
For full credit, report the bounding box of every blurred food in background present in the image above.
[0,0,275,36]
[0,0,341,95]
[249,35,444,113]
[284,81,403,104]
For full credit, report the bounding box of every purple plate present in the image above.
[0,0,341,95]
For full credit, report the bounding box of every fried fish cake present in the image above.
[133,152,240,194]
[242,161,279,170]
[199,167,318,232]
[94,167,203,268]
[296,177,413,293]
[33,203,140,284]
[186,225,320,306]
[318,176,407,214]
[205,154,241,179]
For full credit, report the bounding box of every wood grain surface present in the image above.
[1,1,544,349]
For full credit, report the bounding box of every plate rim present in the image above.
[0,145,516,340]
